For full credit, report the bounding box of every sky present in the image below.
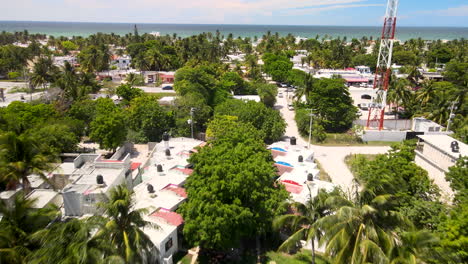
[1,0,468,27]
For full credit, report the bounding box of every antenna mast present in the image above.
[367,0,399,130]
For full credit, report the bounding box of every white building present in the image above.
[111,55,132,70]
[412,117,444,133]
[53,56,77,67]
[415,135,467,199]
[268,140,335,204]
[61,152,132,216]
[133,137,205,264]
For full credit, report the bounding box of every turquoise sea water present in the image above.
[1,21,468,41]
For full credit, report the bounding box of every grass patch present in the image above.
[7,86,46,94]
[309,133,393,147]
[314,159,332,182]
[344,154,378,177]
[150,92,177,99]
[173,251,192,264]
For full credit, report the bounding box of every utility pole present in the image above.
[307,109,315,149]
[446,101,457,132]
[190,107,195,139]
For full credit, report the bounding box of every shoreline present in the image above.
[1,21,467,41]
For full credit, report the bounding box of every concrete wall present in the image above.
[74,154,99,168]
[420,143,457,172]
[110,142,133,160]
[362,130,407,142]
[354,119,413,130]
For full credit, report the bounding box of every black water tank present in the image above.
[147,184,155,193]
[157,164,163,172]
[307,173,314,181]
[165,149,171,156]
[163,132,169,141]
[298,155,303,162]
[451,141,460,153]
[291,137,297,145]
[186,163,194,169]
[96,175,104,184]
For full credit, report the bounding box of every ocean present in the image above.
[1,21,468,41]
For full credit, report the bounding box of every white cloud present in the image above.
[280,3,384,16]
[436,5,468,17]
[413,5,468,17]
[2,0,383,24]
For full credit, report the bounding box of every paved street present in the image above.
[276,88,390,192]
[0,81,44,107]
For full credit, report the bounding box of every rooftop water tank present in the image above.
[157,164,163,172]
[298,155,303,162]
[291,137,297,145]
[96,175,104,185]
[307,173,314,181]
[147,184,155,193]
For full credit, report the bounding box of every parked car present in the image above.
[361,94,372,100]
[162,85,173,90]
[288,104,294,111]
[358,103,369,110]
[278,92,283,98]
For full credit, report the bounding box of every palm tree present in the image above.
[274,188,341,264]
[0,192,60,263]
[406,66,422,87]
[416,80,436,106]
[94,185,157,263]
[387,78,412,119]
[388,230,439,264]
[0,132,58,193]
[295,73,314,104]
[316,194,411,264]
[28,218,119,264]
[30,56,57,90]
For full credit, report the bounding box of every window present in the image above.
[165,238,173,252]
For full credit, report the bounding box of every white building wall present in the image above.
[420,143,456,172]
[415,152,453,200]
[157,229,178,264]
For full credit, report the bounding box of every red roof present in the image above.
[171,167,194,175]
[344,77,368,83]
[131,162,141,171]
[274,163,294,175]
[160,74,175,78]
[151,209,184,226]
[162,184,188,198]
[281,181,303,194]
[271,149,287,158]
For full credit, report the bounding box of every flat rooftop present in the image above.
[418,135,467,159]
[26,189,61,209]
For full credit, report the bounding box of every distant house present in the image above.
[143,71,175,84]
[53,56,78,67]
[111,55,132,70]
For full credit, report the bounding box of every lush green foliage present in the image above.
[89,98,127,151]
[127,96,171,142]
[214,99,286,143]
[179,118,288,250]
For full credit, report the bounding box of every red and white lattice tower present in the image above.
[367,0,399,130]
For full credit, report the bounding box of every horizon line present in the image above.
[1,20,468,29]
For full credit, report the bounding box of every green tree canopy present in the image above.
[179,119,288,250]
[127,96,171,143]
[307,78,358,132]
[214,99,286,143]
